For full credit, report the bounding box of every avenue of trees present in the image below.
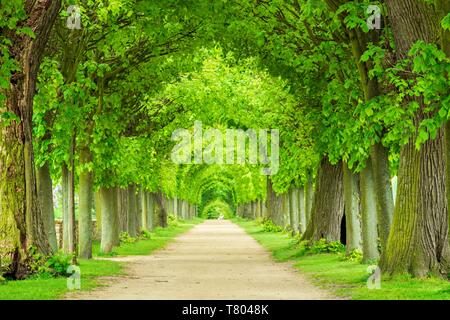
[1,0,450,281]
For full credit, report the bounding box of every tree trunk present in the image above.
[289,189,299,233]
[304,174,314,225]
[146,192,155,230]
[360,161,379,262]
[136,189,142,232]
[100,187,119,253]
[64,136,76,255]
[370,143,394,251]
[127,185,137,237]
[266,179,283,225]
[61,164,70,253]
[155,192,168,227]
[283,192,290,227]
[436,0,450,260]
[116,188,124,232]
[302,157,344,242]
[36,162,58,252]
[298,188,306,233]
[78,148,93,259]
[0,0,61,278]
[94,190,102,236]
[343,164,362,253]
[380,0,450,276]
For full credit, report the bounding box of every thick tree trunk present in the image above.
[136,189,142,232]
[436,0,450,257]
[289,189,299,233]
[360,161,379,262]
[100,187,118,254]
[94,190,102,236]
[0,0,61,278]
[64,137,76,255]
[380,0,450,277]
[142,191,148,231]
[302,157,344,242]
[266,179,283,225]
[343,164,362,253]
[36,162,58,252]
[155,192,168,227]
[283,192,290,227]
[146,192,155,230]
[61,164,71,253]
[127,185,137,237]
[304,175,314,225]
[370,143,394,251]
[298,188,306,233]
[116,188,127,233]
[78,148,93,259]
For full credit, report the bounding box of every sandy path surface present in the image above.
[67,220,334,300]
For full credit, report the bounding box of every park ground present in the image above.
[1,217,450,300]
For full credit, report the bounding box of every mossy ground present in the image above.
[234,218,450,300]
[0,217,202,300]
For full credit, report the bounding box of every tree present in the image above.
[0,0,61,278]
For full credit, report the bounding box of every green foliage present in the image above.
[340,249,363,263]
[308,239,345,254]
[119,232,137,244]
[259,218,283,233]
[28,248,73,278]
[168,214,179,226]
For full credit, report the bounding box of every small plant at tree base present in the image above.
[28,247,73,278]
[139,229,152,240]
[259,218,283,233]
[119,232,137,244]
[168,214,179,226]
[309,239,345,254]
[339,249,363,262]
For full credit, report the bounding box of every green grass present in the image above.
[0,217,202,300]
[234,218,450,300]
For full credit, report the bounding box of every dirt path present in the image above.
[67,220,334,300]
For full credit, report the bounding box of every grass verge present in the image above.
[0,217,202,300]
[234,218,450,300]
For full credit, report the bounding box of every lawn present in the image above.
[234,218,450,300]
[0,217,202,300]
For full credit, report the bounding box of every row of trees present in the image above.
[1,0,450,281]
[229,0,450,278]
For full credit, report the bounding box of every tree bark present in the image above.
[298,188,306,233]
[100,187,119,253]
[304,174,314,225]
[155,192,168,227]
[0,0,61,278]
[302,157,344,242]
[94,190,102,236]
[78,148,93,259]
[136,188,142,232]
[435,0,450,258]
[289,189,299,233]
[146,192,155,230]
[370,143,394,251]
[343,164,362,253]
[127,185,137,237]
[360,161,379,262]
[380,0,450,276]
[36,162,58,252]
